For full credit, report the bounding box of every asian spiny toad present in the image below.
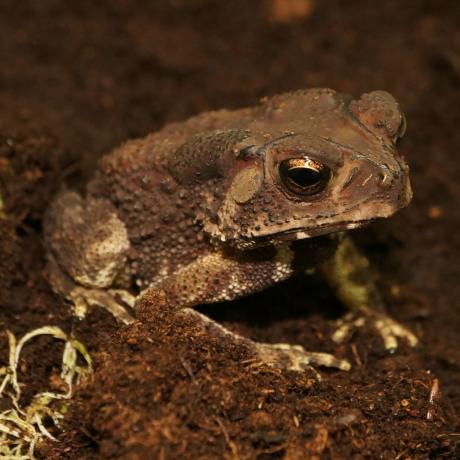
[44,88,417,373]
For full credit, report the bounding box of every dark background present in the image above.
[0,1,459,458]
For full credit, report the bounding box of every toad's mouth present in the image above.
[251,218,377,244]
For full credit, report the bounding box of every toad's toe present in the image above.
[69,287,135,324]
[332,311,418,351]
[254,342,351,377]
[373,315,418,351]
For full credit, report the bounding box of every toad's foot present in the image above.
[254,342,351,377]
[332,311,418,351]
[69,287,135,324]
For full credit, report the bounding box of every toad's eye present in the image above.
[279,157,331,196]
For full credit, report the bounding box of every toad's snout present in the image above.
[377,164,413,209]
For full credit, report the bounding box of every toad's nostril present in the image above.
[378,171,394,188]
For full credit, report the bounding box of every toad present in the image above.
[44,88,417,373]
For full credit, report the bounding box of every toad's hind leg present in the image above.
[320,236,418,350]
[44,190,135,323]
[177,309,350,375]
[140,247,350,375]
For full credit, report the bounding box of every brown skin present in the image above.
[44,88,416,373]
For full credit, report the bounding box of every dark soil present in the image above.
[1,0,459,458]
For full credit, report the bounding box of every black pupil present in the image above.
[287,167,321,188]
[279,158,330,196]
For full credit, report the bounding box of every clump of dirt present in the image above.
[0,0,459,458]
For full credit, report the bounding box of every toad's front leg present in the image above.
[320,236,418,351]
[139,246,350,374]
